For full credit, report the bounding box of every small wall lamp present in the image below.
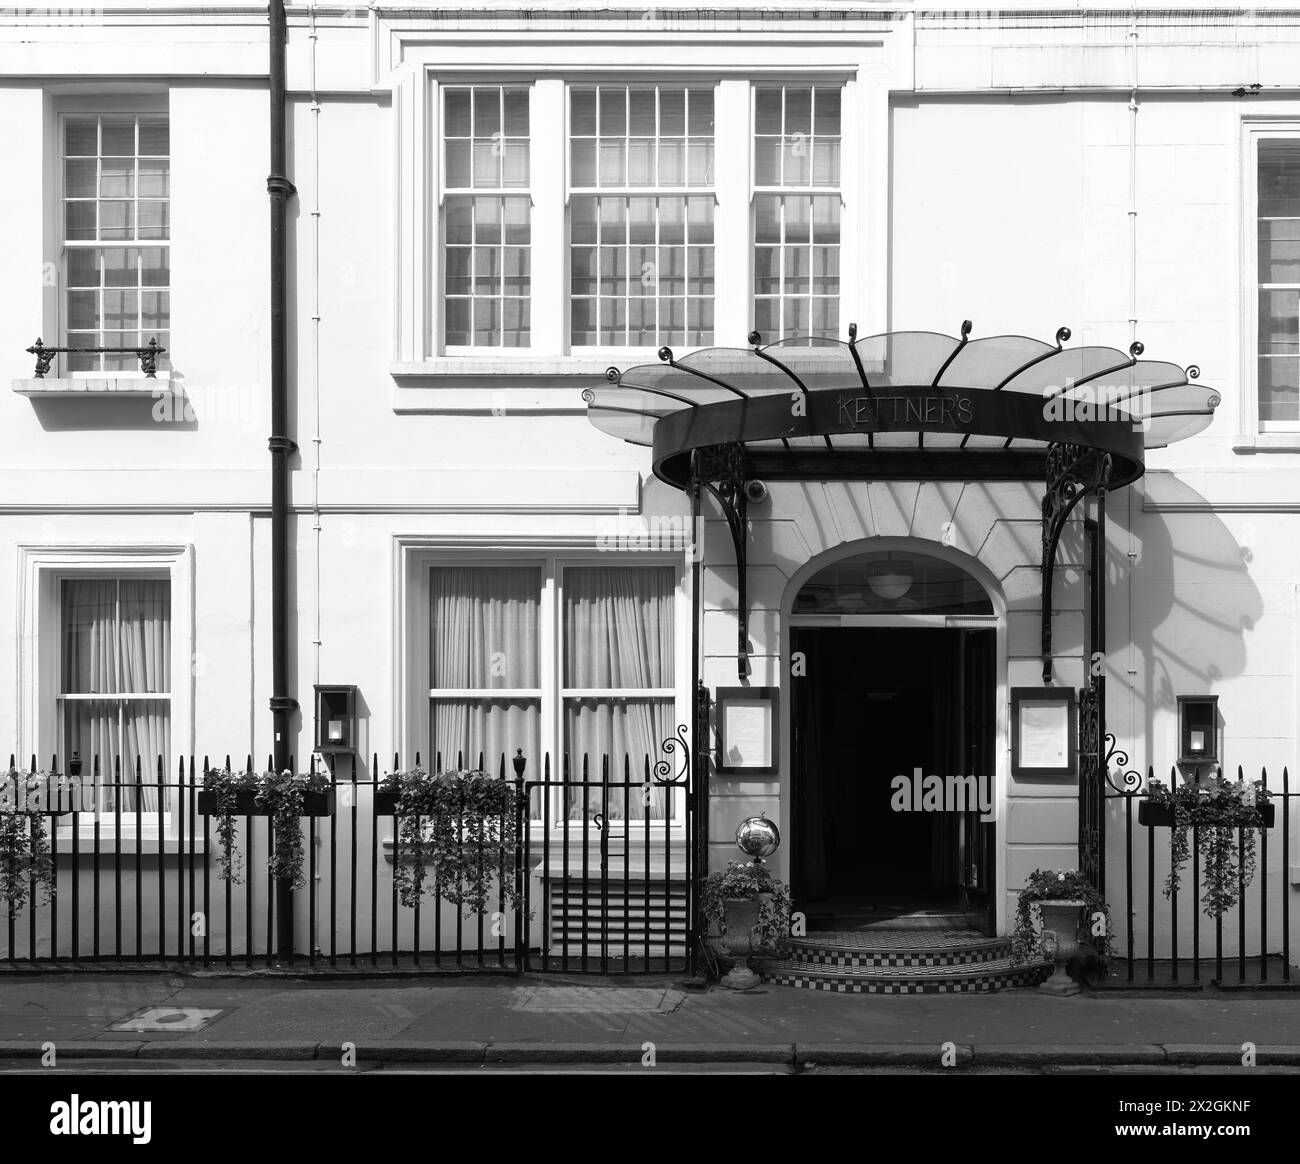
[314,684,358,755]
[1177,695,1218,766]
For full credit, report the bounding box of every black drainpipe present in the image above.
[268,0,298,962]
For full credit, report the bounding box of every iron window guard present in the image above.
[25,337,166,379]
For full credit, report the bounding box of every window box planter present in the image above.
[1139,801,1274,828]
[197,789,336,817]
[374,791,401,816]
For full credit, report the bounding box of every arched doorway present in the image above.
[788,546,999,932]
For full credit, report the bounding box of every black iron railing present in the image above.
[1,747,694,974]
[1102,745,1294,987]
[25,337,166,379]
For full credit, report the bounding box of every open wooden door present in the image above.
[957,627,997,934]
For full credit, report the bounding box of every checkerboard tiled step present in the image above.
[761,956,1054,995]
[785,928,1011,969]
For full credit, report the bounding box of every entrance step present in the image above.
[806,911,972,932]
[759,927,1052,994]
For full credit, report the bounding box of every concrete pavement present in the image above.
[0,971,1298,1070]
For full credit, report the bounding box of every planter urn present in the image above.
[719,897,761,990]
[1036,899,1085,996]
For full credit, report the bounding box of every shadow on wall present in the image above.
[1113,474,1265,769]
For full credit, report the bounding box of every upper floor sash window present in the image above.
[442,85,532,348]
[61,114,170,374]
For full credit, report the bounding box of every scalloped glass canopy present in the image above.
[583,329,1220,489]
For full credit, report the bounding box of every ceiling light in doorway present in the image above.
[866,569,914,601]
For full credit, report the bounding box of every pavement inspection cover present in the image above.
[109,1007,225,1033]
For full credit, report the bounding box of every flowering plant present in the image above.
[1012,868,1113,971]
[1147,776,1270,917]
[700,860,793,951]
[0,767,55,911]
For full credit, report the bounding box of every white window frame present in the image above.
[46,93,171,384]
[389,41,876,385]
[566,82,719,355]
[750,82,845,343]
[438,82,533,352]
[399,541,689,835]
[16,544,194,851]
[1238,118,1300,451]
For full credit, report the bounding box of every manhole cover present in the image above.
[109,1006,224,1033]
[511,987,683,1014]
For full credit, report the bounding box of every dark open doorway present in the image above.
[790,625,996,932]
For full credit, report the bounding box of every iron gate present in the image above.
[519,728,697,974]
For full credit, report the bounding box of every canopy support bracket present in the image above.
[1041,442,1112,684]
[696,443,751,681]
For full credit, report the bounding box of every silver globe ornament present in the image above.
[735,814,780,861]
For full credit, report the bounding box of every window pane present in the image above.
[564,699,675,820]
[755,89,783,135]
[502,298,529,347]
[473,296,500,341]
[785,88,812,134]
[628,89,656,136]
[430,567,540,688]
[100,158,134,198]
[1259,356,1299,422]
[141,247,168,287]
[65,158,96,198]
[138,158,169,198]
[103,248,135,287]
[100,117,135,157]
[67,290,98,329]
[138,200,168,240]
[103,289,138,329]
[445,298,471,346]
[99,200,131,240]
[687,88,713,136]
[1259,289,1299,353]
[1261,216,1300,282]
[431,699,539,786]
[571,89,597,136]
[759,245,774,296]
[446,198,473,244]
[563,565,675,687]
[599,88,625,135]
[445,139,471,187]
[141,290,168,332]
[63,579,121,694]
[67,249,98,287]
[660,89,685,135]
[65,117,98,156]
[473,87,501,136]
[65,201,96,240]
[137,119,169,156]
[445,89,472,137]
[814,88,841,135]
[1259,140,1300,219]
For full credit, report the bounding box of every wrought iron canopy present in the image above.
[583,325,1220,490]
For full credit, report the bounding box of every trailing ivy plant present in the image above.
[700,860,793,953]
[203,763,257,884]
[203,764,328,889]
[256,768,330,890]
[0,767,55,913]
[1148,776,1270,918]
[379,766,525,914]
[1012,868,1113,972]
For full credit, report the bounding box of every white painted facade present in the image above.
[1,2,1298,955]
